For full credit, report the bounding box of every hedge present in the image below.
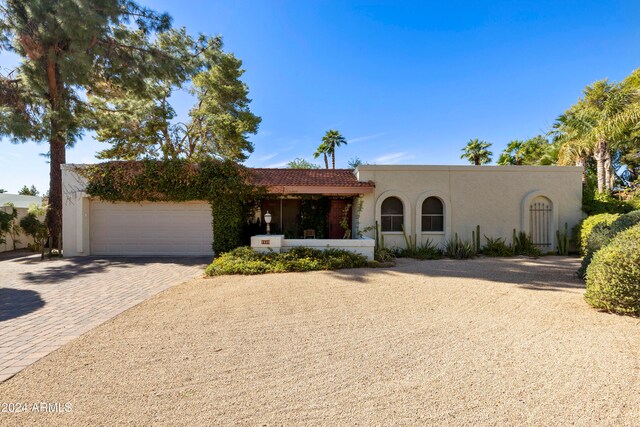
[576,213,620,256]
[205,246,368,275]
[585,224,640,315]
[578,210,640,278]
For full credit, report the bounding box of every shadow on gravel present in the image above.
[0,288,45,322]
[328,257,584,292]
[18,257,210,285]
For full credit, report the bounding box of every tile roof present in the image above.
[250,168,374,188]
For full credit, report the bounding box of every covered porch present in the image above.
[248,168,375,259]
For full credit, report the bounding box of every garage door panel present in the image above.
[90,201,213,256]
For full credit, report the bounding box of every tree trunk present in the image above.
[47,132,65,250]
[45,54,65,250]
[323,153,328,169]
[604,155,614,191]
[332,152,335,169]
[593,139,608,194]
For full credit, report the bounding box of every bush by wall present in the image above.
[79,160,264,254]
[585,224,640,315]
[481,236,514,257]
[576,213,620,256]
[205,246,368,275]
[578,210,640,278]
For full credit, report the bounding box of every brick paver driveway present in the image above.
[0,254,208,382]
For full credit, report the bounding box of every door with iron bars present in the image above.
[529,196,553,250]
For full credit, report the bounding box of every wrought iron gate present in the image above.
[529,200,552,249]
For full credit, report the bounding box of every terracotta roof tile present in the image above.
[250,168,374,188]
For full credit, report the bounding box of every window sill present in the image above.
[421,231,445,235]
[381,231,404,235]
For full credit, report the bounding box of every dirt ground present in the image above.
[0,257,638,426]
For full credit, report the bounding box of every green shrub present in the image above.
[205,246,368,276]
[581,177,633,215]
[578,210,640,278]
[19,211,48,252]
[481,236,514,257]
[396,239,443,260]
[585,224,640,315]
[512,231,541,257]
[374,247,395,263]
[576,213,620,256]
[443,234,476,259]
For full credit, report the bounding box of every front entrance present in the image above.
[328,199,352,239]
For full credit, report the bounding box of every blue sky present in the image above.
[1,0,639,193]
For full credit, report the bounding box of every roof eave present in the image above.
[264,185,374,195]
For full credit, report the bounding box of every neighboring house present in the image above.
[61,164,582,257]
[0,194,43,253]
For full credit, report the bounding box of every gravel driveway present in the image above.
[0,257,638,426]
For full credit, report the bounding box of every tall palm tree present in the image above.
[460,139,492,165]
[552,79,636,193]
[321,129,347,169]
[313,141,329,169]
[497,140,525,165]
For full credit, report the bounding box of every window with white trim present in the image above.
[381,197,404,232]
[421,197,444,232]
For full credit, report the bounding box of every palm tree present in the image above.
[552,79,637,193]
[460,139,492,165]
[497,140,525,165]
[313,141,329,169]
[320,129,347,169]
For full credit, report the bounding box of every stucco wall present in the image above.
[61,166,91,257]
[355,165,583,251]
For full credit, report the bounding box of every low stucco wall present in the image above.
[251,235,375,260]
[355,165,583,251]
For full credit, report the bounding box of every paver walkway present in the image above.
[0,254,207,382]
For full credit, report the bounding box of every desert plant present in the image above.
[443,233,476,259]
[471,225,481,253]
[396,238,442,260]
[481,235,514,257]
[512,230,541,256]
[585,224,640,315]
[556,222,569,255]
[374,247,395,263]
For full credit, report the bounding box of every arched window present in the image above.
[421,197,444,232]
[381,197,404,232]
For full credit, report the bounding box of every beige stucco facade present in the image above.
[355,165,583,251]
[62,164,583,256]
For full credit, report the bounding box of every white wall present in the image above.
[356,165,583,251]
[62,165,91,256]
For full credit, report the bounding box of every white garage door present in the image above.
[90,201,213,256]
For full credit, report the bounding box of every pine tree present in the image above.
[0,0,181,247]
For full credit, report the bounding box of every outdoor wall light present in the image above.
[264,211,272,235]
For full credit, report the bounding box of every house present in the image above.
[0,193,43,253]
[61,164,582,258]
